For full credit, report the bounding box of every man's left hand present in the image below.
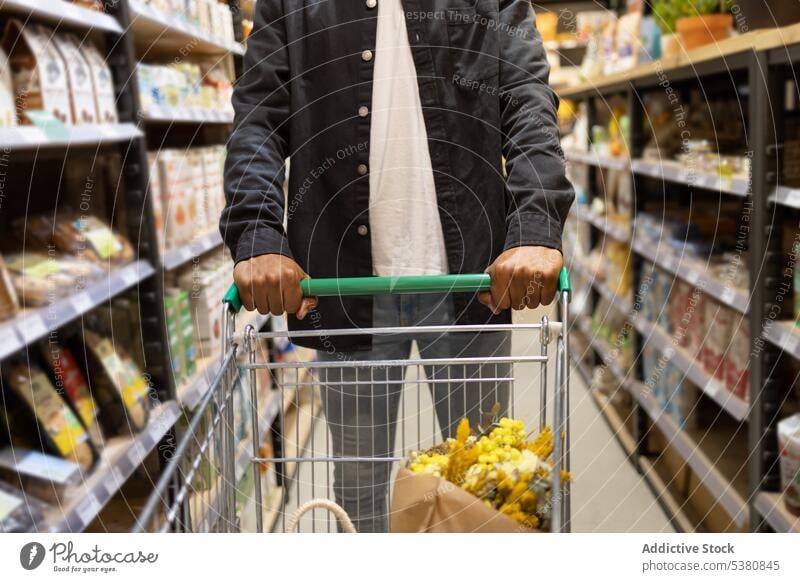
[478,246,563,314]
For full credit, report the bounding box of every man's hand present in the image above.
[478,246,563,314]
[233,254,317,319]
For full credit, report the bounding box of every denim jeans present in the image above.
[316,294,511,532]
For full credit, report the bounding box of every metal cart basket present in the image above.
[133,271,572,533]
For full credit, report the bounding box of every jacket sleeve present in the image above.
[498,0,575,253]
[220,0,293,263]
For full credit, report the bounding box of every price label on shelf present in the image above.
[128,441,146,466]
[783,331,800,355]
[0,326,22,357]
[786,189,800,208]
[686,270,700,285]
[17,314,47,344]
[76,492,102,527]
[120,267,139,287]
[720,288,736,306]
[180,246,193,261]
[102,466,126,496]
[17,127,47,145]
[705,379,721,398]
[72,292,94,314]
[98,125,118,140]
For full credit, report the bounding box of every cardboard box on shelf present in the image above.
[725,312,750,402]
[157,150,192,247]
[2,20,72,125]
[52,34,98,125]
[699,299,731,380]
[164,290,185,384]
[147,152,166,256]
[80,42,118,123]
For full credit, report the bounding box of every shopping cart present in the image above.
[133,270,572,533]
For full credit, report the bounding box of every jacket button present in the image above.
[366,0,376,8]
[362,49,374,62]
[358,106,369,118]
[357,164,368,175]
[357,225,369,236]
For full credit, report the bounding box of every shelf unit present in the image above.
[43,402,181,532]
[0,0,250,532]
[560,23,800,532]
[0,123,142,150]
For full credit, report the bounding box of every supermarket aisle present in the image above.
[281,307,673,533]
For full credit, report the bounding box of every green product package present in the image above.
[164,291,184,383]
[176,289,197,378]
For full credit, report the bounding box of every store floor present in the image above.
[278,306,674,533]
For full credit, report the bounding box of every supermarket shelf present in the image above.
[631,159,749,197]
[544,39,587,51]
[43,401,181,532]
[631,315,750,422]
[572,206,631,242]
[637,457,695,533]
[627,380,748,527]
[762,320,800,361]
[0,0,123,34]
[0,123,141,151]
[161,230,223,271]
[590,389,636,455]
[570,258,632,314]
[141,105,234,124]
[128,0,245,56]
[0,260,155,362]
[632,236,750,313]
[770,185,800,209]
[754,492,800,533]
[557,23,800,100]
[576,316,628,381]
[564,149,630,171]
[177,312,267,409]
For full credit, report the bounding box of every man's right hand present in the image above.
[233,254,317,319]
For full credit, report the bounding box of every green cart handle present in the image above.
[223,268,571,313]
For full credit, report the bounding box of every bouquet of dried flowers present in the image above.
[407,416,568,531]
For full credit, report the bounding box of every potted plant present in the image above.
[652,0,682,58]
[674,0,735,50]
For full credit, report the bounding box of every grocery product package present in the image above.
[390,418,562,533]
[3,362,97,470]
[52,33,98,124]
[0,255,20,320]
[147,152,166,255]
[0,46,16,126]
[16,209,134,265]
[80,41,118,123]
[76,331,151,434]
[700,298,731,380]
[157,149,192,246]
[4,252,101,307]
[725,312,750,401]
[777,414,800,515]
[2,20,72,124]
[39,340,105,447]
